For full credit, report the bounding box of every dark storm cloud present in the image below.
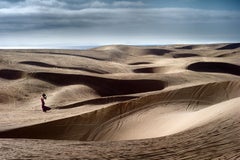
[0,0,240,46]
[0,0,149,31]
[0,0,144,10]
[0,5,239,32]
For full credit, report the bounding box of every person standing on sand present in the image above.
[41,93,51,112]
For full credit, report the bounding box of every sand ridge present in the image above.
[0,43,240,159]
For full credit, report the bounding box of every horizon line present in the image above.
[0,42,239,50]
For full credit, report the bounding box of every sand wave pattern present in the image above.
[20,61,109,74]
[0,43,240,159]
[0,81,239,140]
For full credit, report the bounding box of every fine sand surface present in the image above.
[0,43,240,159]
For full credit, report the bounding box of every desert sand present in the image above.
[0,43,240,159]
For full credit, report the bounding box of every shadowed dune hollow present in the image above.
[32,72,166,96]
[0,69,24,80]
[142,49,172,56]
[133,66,179,73]
[187,62,240,76]
[172,53,199,58]
[128,62,152,65]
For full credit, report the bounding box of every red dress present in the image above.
[41,97,51,112]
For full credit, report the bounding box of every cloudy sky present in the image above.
[0,0,240,48]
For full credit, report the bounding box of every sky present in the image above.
[0,0,240,48]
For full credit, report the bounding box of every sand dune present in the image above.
[1,80,239,140]
[0,43,240,159]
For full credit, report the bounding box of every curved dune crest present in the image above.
[56,96,138,109]
[20,61,109,74]
[0,81,239,141]
[90,97,240,141]
[25,50,108,61]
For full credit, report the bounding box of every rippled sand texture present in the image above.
[0,43,240,159]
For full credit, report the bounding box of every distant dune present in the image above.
[0,43,240,159]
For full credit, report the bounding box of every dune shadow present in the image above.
[128,62,152,65]
[217,43,240,50]
[56,96,138,109]
[31,72,166,96]
[20,61,108,74]
[0,69,24,80]
[216,52,238,58]
[143,49,172,56]
[133,67,176,74]
[187,62,240,76]
[173,53,199,58]
[19,51,107,61]
[133,68,155,73]
[20,61,55,68]
[176,45,195,50]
